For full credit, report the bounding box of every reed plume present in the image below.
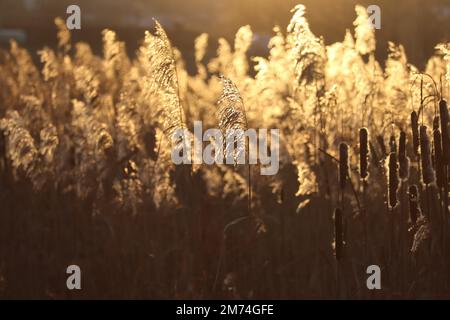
[0,4,448,299]
[217,75,248,164]
[141,20,186,144]
[216,76,252,219]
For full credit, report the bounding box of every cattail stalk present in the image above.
[334,207,344,298]
[359,128,369,256]
[389,134,397,154]
[386,151,399,264]
[334,208,344,261]
[398,131,408,294]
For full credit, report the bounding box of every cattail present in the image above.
[339,143,349,190]
[439,99,450,164]
[389,134,397,154]
[420,126,436,185]
[398,131,409,181]
[387,152,399,209]
[408,185,421,225]
[359,127,369,180]
[334,208,344,261]
[433,121,445,189]
[411,111,419,156]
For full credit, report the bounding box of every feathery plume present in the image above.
[353,5,376,55]
[54,17,71,52]
[141,20,186,144]
[287,4,324,86]
[217,76,248,164]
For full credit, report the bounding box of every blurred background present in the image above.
[0,0,449,70]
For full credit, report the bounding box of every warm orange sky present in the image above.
[0,0,449,67]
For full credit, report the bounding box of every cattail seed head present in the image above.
[333,207,344,261]
[420,125,436,185]
[439,99,450,165]
[359,128,369,180]
[387,152,399,209]
[398,130,409,181]
[339,143,349,190]
[408,185,421,225]
[411,111,419,156]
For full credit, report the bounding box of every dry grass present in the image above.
[0,5,449,299]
